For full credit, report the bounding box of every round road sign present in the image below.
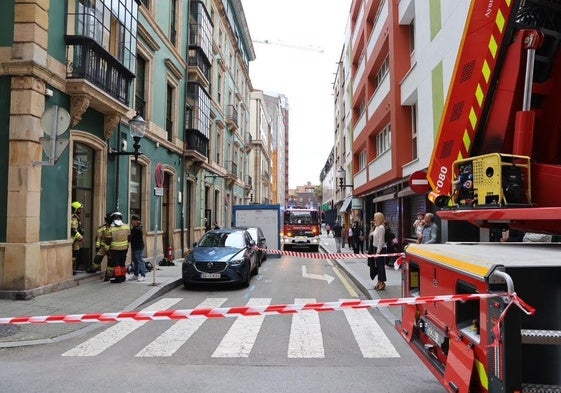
[155,163,164,188]
[409,170,431,194]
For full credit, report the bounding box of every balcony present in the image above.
[226,105,238,131]
[65,36,134,106]
[225,161,237,186]
[188,47,211,88]
[184,129,208,165]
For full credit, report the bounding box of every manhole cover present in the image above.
[0,325,18,338]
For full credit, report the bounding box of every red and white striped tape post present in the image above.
[1,293,515,325]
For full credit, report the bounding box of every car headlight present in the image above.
[230,258,245,266]
[183,253,194,265]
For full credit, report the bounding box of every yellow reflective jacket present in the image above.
[95,224,109,251]
[105,224,131,251]
[70,214,83,242]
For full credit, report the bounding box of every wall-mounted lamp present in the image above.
[108,113,147,163]
[336,166,353,192]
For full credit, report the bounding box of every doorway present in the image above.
[72,142,95,271]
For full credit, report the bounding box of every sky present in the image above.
[241,0,352,189]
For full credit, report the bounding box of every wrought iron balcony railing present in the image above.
[65,36,135,105]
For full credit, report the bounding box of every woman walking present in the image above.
[368,212,387,290]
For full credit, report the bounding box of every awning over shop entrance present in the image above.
[339,196,353,213]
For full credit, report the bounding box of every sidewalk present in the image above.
[0,235,403,348]
[0,262,183,348]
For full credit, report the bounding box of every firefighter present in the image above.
[88,213,111,275]
[70,201,84,275]
[104,212,130,283]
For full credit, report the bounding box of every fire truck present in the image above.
[397,1,561,392]
[281,208,321,252]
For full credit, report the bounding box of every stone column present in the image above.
[3,0,51,291]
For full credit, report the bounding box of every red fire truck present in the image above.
[398,1,561,392]
[281,208,321,252]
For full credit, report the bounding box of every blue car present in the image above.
[182,228,259,288]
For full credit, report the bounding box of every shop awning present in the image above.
[372,193,396,203]
[339,196,353,212]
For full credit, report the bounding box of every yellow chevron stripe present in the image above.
[488,35,498,58]
[462,129,471,152]
[469,107,477,130]
[475,359,489,390]
[496,9,506,33]
[475,84,484,107]
[482,60,491,83]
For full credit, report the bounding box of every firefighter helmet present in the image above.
[110,212,124,226]
[71,201,83,211]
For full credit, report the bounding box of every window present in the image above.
[375,56,390,88]
[166,83,175,141]
[216,132,222,164]
[67,0,139,72]
[170,0,177,46]
[411,105,418,160]
[376,124,391,156]
[129,163,143,218]
[359,150,367,170]
[187,82,211,139]
[135,56,146,117]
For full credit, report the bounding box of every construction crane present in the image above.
[252,39,324,53]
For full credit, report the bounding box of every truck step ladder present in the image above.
[521,329,561,345]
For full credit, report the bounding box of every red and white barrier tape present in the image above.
[264,248,404,260]
[0,292,525,325]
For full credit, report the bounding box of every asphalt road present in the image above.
[0,254,444,393]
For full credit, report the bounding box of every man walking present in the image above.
[332,220,343,253]
[129,214,146,282]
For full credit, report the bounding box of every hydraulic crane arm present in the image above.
[427,0,518,197]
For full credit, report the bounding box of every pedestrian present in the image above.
[70,201,84,275]
[346,224,353,248]
[352,221,364,254]
[104,212,131,283]
[384,219,397,267]
[421,213,439,244]
[326,223,331,237]
[332,220,343,253]
[413,212,425,243]
[368,212,387,290]
[88,213,111,274]
[214,221,220,230]
[129,214,146,282]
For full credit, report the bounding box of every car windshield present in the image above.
[198,232,245,248]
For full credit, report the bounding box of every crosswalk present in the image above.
[62,297,400,359]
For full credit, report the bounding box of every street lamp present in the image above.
[108,113,147,163]
[336,166,353,192]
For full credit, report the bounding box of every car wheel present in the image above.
[183,280,190,289]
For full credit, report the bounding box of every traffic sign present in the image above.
[409,171,431,194]
[154,187,164,197]
[155,163,164,188]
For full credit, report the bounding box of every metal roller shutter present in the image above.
[381,198,399,235]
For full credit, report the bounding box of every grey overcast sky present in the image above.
[242,0,352,189]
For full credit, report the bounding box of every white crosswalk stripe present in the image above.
[341,299,400,358]
[136,298,228,357]
[62,297,400,359]
[211,298,271,358]
[61,298,182,357]
[288,298,324,358]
